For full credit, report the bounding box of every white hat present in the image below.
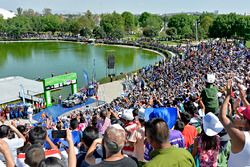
[203,112,223,136]
[206,74,216,83]
[138,108,145,120]
[121,109,134,121]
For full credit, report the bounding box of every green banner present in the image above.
[43,73,78,107]
[44,73,77,88]
[45,91,52,107]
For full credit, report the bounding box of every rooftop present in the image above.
[0,8,16,19]
[0,76,44,104]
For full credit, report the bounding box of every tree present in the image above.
[6,16,32,38]
[145,15,163,32]
[31,16,45,33]
[78,10,96,30]
[122,11,135,33]
[139,12,151,27]
[16,7,23,16]
[43,8,52,16]
[93,26,106,39]
[64,18,81,34]
[112,28,124,39]
[200,14,214,38]
[234,16,250,40]
[168,14,195,39]
[23,9,37,17]
[42,15,62,33]
[143,26,158,37]
[80,27,92,37]
[209,13,238,39]
[166,27,177,39]
[0,16,6,33]
[162,15,169,30]
[100,12,124,38]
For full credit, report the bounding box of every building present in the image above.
[0,8,16,19]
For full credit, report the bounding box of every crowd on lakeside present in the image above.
[0,40,249,167]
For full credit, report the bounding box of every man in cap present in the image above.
[120,109,138,156]
[128,107,146,165]
[201,74,219,114]
[88,124,137,167]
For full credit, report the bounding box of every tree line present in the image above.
[0,8,249,40]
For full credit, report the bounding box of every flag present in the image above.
[145,107,178,129]
[83,70,89,86]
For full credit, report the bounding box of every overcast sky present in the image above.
[0,0,249,14]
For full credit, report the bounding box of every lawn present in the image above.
[246,41,250,48]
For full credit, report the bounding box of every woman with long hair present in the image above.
[192,112,222,167]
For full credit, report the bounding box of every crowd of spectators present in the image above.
[0,40,250,167]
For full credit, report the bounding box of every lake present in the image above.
[0,41,162,99]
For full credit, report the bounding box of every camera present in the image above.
[52,130,66,138]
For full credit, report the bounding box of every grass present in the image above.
[246,41,250,48]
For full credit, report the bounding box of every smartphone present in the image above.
[52,130,66,138]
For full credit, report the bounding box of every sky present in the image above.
[0,0,249,15]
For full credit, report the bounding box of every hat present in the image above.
[120,109,134,121]
[138,108,145,120]
[203,112,223,136]
[206,74,215,83]
[237,106,246,114]
[148,107,178,129]
[241,106,250,120]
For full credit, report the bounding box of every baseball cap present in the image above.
[240,106,250,120]
[120,109,134,121]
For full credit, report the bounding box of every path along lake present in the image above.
[0,41,162,99]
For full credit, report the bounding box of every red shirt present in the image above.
[182,124,197,149]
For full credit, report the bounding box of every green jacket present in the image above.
[144,147,196,167]
[201,85,219,113]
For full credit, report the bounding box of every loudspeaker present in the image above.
[107,55,115,69]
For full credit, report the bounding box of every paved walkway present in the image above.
[97,80,124,103]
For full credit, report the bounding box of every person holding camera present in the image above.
[0,122,26,163]
[86,124,137,167]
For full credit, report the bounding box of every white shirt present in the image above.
[228,131,250,167]
[0,138,24,163]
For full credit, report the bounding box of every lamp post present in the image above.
[195,19,198,43]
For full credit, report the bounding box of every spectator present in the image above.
[149,108,185,148]
[38,157,65,167]
[201,74,219,114]
[181,112,197,149]
[70,118,81,146]
[17,126,61,166]
[0,123,26,163]
[128,108,146,165]
[219,80,250,167]
[24,144,45,167]
[87,124,137,167]
[39,129,76,167]
[77,126,102,167]
[144,118,195,167]
[192,112,223,167]
[96,110,111,136]
[0,139,15,167]
[120,110,138,156]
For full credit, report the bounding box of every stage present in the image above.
[33,98,97,122]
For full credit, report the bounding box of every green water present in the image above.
[0,41,161,99]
